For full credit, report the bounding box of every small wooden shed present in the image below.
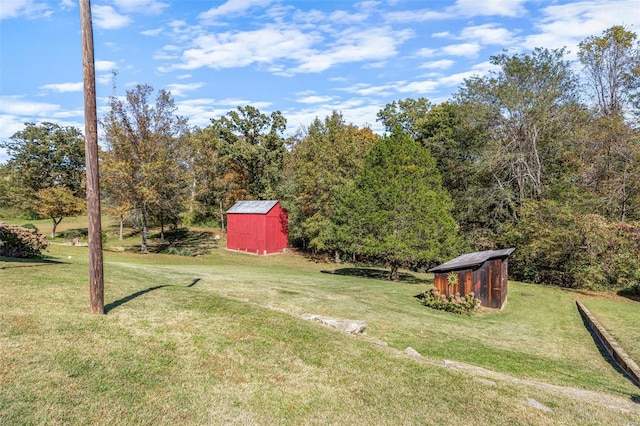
[428,248,515,309]
[226,200,288,255]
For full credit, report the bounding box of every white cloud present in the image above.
[0,115,27,141]
[296,95,334,104]
[285,102,382,136]
[141,27,164,36]
[395,80,440,94]
[291,27,414,74]
[0,96,84,149]
[170,26,320,71]
[155,44,181,61]
[40,82,84,93]
[175,98,223,128]
[453,0,527,18]
[385,0,527,23]
[0,96,60,116]
[442,43,481,58]
[175,97,274,128]
[416,48,437,57]
[113,0,168,15]
[97,74,115,86]
[329,9,368,24]
[437,61,498,87]
[523,1,640,54]
[459,24,515,46]
[433,31,452,38]
[95,60,118,71]
[92,5,131,29]
[166,82,205,97]
[420,59,455,70]
[385,8,447,23]
[0,0,51,20]
[199,0,274,21]
[217,98,273,109]
[339,82,396,97]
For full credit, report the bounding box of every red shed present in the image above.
[226,200,288,255]
[428,248,515,309]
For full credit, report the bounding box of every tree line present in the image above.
[1,26,638,289]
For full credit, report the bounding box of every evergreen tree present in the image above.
[327,131,462,280]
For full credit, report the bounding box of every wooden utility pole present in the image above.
[80,0,104,314]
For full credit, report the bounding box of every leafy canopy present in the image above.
[327,131,462,280]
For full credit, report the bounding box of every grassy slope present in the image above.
[1,219,639,424]
[579,295,640,364]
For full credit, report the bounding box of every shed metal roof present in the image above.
[428,248,515,272]
[226,200,279,214]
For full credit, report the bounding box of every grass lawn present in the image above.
[1,217,639,424]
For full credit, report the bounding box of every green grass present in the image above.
[579,294,640,364]
[1,219,639,425]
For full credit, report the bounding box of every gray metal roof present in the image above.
[428,248,515,272]
[226,200,279,214]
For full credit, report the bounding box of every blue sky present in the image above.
[1,0,638,162]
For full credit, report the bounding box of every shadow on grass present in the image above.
[0,256,68,269]
[105,285,168,313]
[124,228,219,256]
[105,277,203,314]
[617,285,640,302]
[578,311,640,389]
[321,267,430,285]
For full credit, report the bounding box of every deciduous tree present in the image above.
[101,84,188,253]
[578,26,640,221]
[376,97,432,139]
[280,111,378,251]
[454,48,582,233]
[35,186,85,238]
[0,122,85,211]
[210,105,288,202]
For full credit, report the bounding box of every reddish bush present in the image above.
[0,223,49,258]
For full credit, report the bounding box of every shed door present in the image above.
[489,260,502,308]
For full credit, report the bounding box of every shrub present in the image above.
[418,287,480,315]
[501,200,640,291]
[59,228,87,240]
[618,283,640,299]
[0,223,49,258]
[21,223,39,233]
[167,247,193,256]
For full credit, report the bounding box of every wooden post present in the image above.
[80,0,104,314]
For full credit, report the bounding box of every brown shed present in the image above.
[428,248,515,309]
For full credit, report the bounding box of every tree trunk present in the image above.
[160,219,165,241]
[190,176,196,213]
[220,199,225,233]
[51,217,63,239]
[389,262,399,281]
[141,203,148,253]
[119,215,123,240]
